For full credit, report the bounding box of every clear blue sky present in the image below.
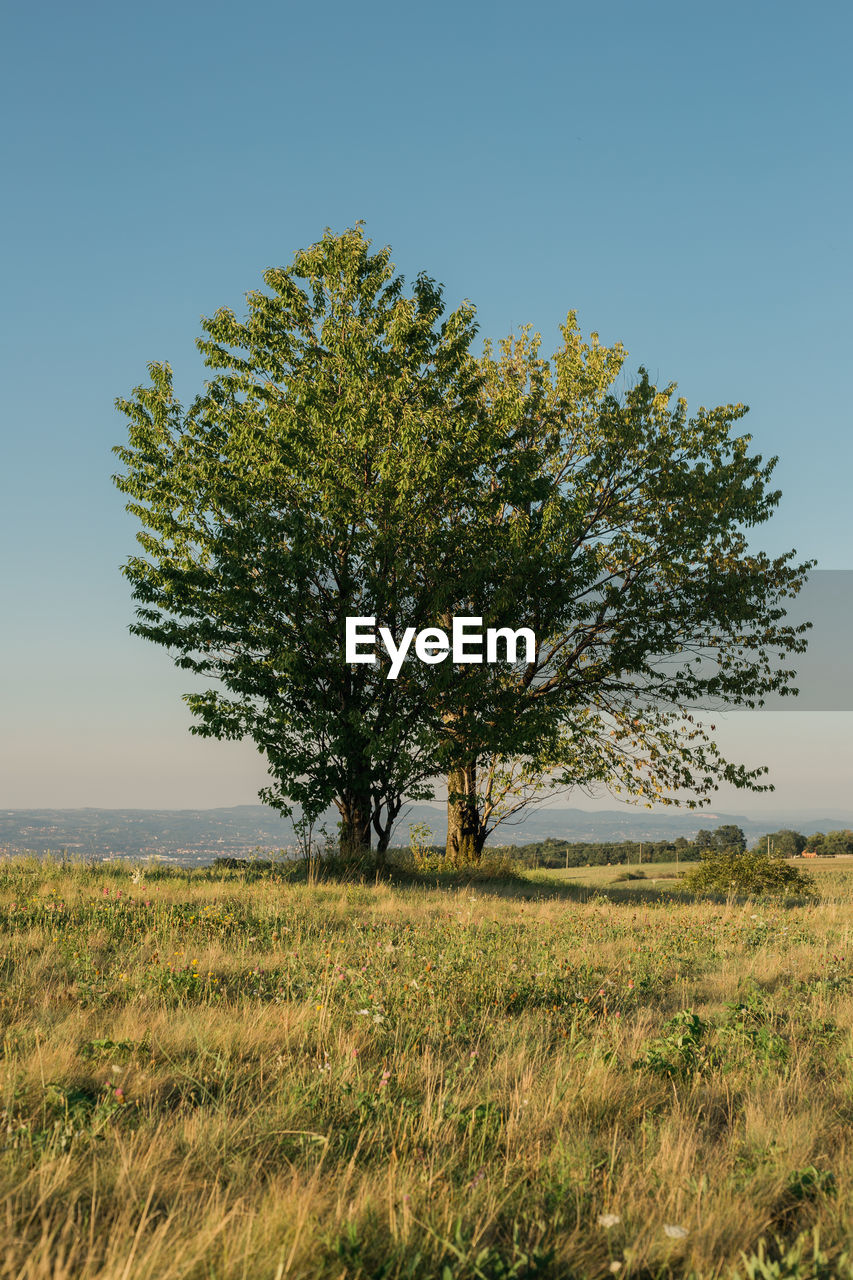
[2,0,851,814]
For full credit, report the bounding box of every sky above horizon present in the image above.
[2,0,851,814]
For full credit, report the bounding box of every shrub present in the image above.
[683,849,818,899]
[633,1010,709,1079]
[408,823,448,873]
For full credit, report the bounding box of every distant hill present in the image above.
[397,805,853,845]
[0,806,296,864]
[2,804,852,865]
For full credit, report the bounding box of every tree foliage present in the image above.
[439,325,813,860]
[114,225,813,871]
[113,227,509,864]
[712,824,747,852]
[752,828,807,858]
[810,830,853,856]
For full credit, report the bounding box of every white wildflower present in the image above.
[597,1213,621,1229]
[664,1224,688,1239]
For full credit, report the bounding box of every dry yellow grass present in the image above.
[2,854,853,1278]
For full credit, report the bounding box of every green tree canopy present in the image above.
[712,825,747,853]
[437,327,812,861]
[821,830,853,856]
[752,829,807,858]
[114,226,812,871]
[113,227,516,865]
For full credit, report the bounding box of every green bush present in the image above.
[683,849,818,899]
[633,1010,709,1079]
[408,823,449,873]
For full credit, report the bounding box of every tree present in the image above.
[113,227,813,872]
[711,824,747,853]
[113,226,507,868]
[778,829,807,857]
[822,830,853,857]
[438,325,812,862]
[753,829,806,858]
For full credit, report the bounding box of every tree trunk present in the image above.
[373,797,402,875]
[446,762,486,866]
[337,792,373,869]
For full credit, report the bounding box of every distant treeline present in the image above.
[386,819,853,870]
[749,828,853,857]
[492,836,700,868]
[391,822,853,869]
[502,825,853,866]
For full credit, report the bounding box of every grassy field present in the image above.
[3,855,853,1278]
[529,858,853,893]
[527,862,688,889]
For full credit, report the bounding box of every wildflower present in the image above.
[378,1068,391,1088]
[598,1213,621,1229]
[609,1263,623,1273]
[356,1009,370,1016]
[663,1225,688,1239]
